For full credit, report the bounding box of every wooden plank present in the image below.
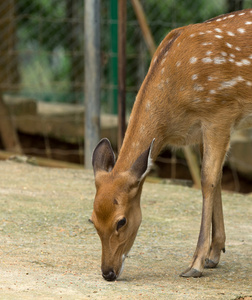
[0,94,22,154]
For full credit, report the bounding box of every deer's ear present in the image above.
[92,138,116,175]
[130,139,155,183]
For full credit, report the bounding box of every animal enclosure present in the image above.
[0,0,252,192]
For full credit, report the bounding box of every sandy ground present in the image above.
[0,160,251,299]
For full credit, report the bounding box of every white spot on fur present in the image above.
[206,30,212,34]
[190,33,196,38]
[236,76,244,82]
[236,62,243,67]
[214,28,222,33]
[245,21,252,25]
[221,51,227,56]
[176,61,181,67]
[218,78,240,89]
[227,31,235,36]
[230,53,235,58]
[153,56,157,63]
[161,58,166,65]
[214,56,226,64]
[194,84,204,92]
[219,76,244,90]
[216,18,222,22]
[228,14,235,18]
[207,76,216,81]
[202,57,213,63]
[249,54,252,59]
[241,59,251,65]
[161,67,165,74]
[206,51,212,56]
[229,58,235,63]
[164,51,169,57]
[226,43,233,48]
[146,101,151,111]
[192,74,198,80]
[209,90,216,95]
[237,28,246,34]
[215,35,223,39]
[239,12,245,16]
[202,42,213,46]
[246,81,252,86]
[235,47,241,51]
[190,57,198,64]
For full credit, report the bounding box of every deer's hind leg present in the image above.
[198,144,226,269]
[205,178,226,268]
[180,122,230,277]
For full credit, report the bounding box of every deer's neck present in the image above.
[114,93,168,173]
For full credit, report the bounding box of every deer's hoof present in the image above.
[204,258,218,268]
[180,267,203,278]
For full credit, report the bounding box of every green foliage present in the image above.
[17,0,66,49]
[16,0,83,103]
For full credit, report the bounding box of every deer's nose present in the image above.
[102,269,117,281]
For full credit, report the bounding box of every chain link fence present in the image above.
[0,0,252,191]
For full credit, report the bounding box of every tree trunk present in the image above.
[226,0,244,12]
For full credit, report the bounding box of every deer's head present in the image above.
[91,138,154,281]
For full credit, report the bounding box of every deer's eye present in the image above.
[116,217,126,231]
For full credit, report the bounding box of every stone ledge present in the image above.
[3,95,118,146]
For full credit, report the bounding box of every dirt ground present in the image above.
[0,160,251,299]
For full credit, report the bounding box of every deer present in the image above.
[90,9,252,281]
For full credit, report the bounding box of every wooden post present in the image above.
[84,0,101,169]
[0,0,22,154]
[131,0,156,56]
[118,0,127,149]
[0,95,22,153]
[184,146,201,189]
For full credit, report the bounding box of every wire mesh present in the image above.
[0,0,84,102]
[0,0,252,192]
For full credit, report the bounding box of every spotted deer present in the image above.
[91,9,252,281]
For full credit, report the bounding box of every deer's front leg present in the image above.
[180,125,230,278]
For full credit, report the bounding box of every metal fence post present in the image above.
[84,0,101,169]
[110,0,118,115]
[118,0,127,150]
